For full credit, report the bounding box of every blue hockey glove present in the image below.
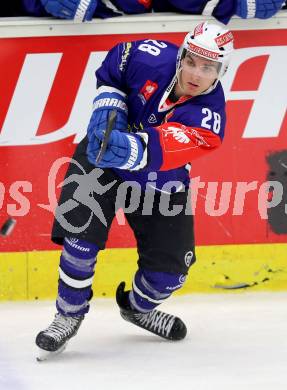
[87,129,146,170]
[40,0,98,21]
[236,0,284,19]
[90,87,128,135]
[86,87,128,165]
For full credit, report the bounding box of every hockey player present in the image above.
[35,21,234,359]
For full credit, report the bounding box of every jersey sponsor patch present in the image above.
[155,122,222,171]
[119,42,132,72]
[160,122,209,152]
[139,80,158,102]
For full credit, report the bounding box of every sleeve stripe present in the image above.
[96,85,127,98]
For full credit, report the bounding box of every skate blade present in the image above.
[36,343,67,362]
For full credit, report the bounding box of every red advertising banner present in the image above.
[0,30,286,252]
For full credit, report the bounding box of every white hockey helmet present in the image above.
[177,21,234,80]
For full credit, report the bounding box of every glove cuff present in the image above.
[236,0,255,18]
[93,87,128,114]
[75,0,98,21]
[119,134,148,170]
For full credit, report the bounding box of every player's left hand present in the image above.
[40,0,98,21]
[236,0,284,19]
[87,129,146,170]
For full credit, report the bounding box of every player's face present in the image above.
[176,53,220,96]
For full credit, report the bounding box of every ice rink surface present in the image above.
[0,292,286,390]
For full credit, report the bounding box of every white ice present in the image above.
[0,292,286,390]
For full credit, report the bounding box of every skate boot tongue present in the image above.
[116,282,187,341]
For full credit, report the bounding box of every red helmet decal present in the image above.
[188,42,219,60]
[194,22,205,37]
[215,31,234,48]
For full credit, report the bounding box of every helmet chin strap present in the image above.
[201,78,219,95]
[175,67,185,95]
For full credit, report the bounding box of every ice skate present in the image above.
[116,282,187,341]
[35,312,84,361]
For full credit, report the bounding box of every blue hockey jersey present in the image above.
[153,0,237,24]
[95,39,226,191]
[5,0,284,21]
[109,0,152,14]
[18,0,234,21]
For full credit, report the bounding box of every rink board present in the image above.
[0,243,286,301]
[0,14,287,253]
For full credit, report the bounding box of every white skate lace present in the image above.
[134,310,176,337]
[42,313,82,342]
